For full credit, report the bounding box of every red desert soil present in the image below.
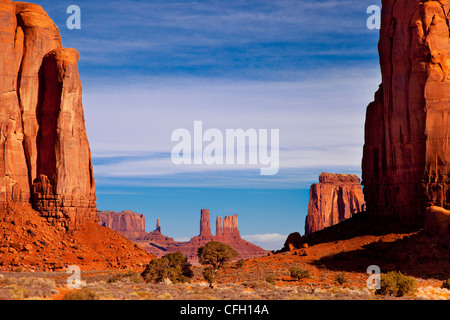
[217,213,450,290]
[0,204,154,272]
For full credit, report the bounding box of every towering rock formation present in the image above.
[216,216,223,237]
[305,172,365,235]
[199,209,213,237]
[0,1,96,231]
[362,0,450,228]
[0,2,153,270]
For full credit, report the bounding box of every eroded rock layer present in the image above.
[362,0,450,226]
[0,1,96,231]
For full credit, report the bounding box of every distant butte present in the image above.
[304,172,365,235]
[98,209,269,262]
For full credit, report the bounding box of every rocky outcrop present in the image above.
[362,0,450,228]
[282,232,303,251]
[0,1,96,231]
[424,206,450,237]
[305,172,365,235]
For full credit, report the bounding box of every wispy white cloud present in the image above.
[84,67,379,187]
[242,233,287,250]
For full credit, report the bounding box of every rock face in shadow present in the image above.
[362,0,450,229]
[0,1,96,231]
[305,172,365,235]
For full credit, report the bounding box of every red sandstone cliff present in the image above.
[362,0,450,232]
[305,172,365,235]
[0,1,96,231]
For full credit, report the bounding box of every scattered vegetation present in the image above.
[141,251,194,284]
[0,277,56,299]
[107,271,143,284]
[289,266,311,281]
[63,288,100,300]
[376,271,417,297]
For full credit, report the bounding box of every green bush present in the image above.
[376,271,417,297]
[63,288,99,300]
[141,251,193,284]
[441,279,450,290]
[197,241,239,271]
[289,266,311,281]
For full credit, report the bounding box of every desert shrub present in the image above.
[141,251,193,284]
[335,272,347,285]
[289,266,311,281]
[236,259,246,269]
[376,271,417,297]
[62,288,99,300]
[242,281,274,289]
[265,274,275,285]
[0,277,57,299]
[197,241,239,271]
[107,271,143,284]
[441,279,450,290]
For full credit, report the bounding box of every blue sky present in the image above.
[32,0,382,249]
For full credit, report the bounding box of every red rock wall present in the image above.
[305,173,365,235]
[0,1,97,231]
[98,210,146,234]
[362,0,450,225]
